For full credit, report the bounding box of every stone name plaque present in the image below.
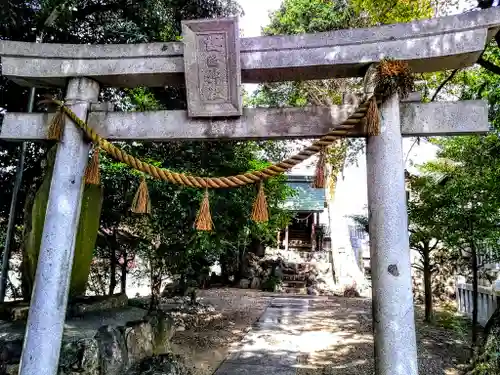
[182,17,242,117]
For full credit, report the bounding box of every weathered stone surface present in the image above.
[1,9,500,87]
[1,101,489,142]
[239,279,250,289]
[0,338,22,365]
[250,277,261,290]
[124,321,154,364]
[125,354,193,375]
[68,293,128,317]
[59,339,99,375]
[95,326,129,375]
[0,302,30,321]
[0,304,176,374]
[78,339,100,375]
[145,313,175,355]
[307,286,318,296]
[182,17,241,117]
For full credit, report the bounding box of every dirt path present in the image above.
[169,288,274,375]
[169,290,471,375]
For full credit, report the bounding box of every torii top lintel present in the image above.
[1,8,500,90]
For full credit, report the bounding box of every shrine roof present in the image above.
[282,176,326,213]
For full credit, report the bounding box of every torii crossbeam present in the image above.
[1,8,500,375]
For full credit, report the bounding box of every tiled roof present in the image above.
[282,176,326,212]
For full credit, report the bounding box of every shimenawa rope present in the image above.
[47,96,376,189]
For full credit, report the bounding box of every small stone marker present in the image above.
[182,17,242,117]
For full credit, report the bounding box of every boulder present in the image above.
[307,286,318,296]
[145,312,176,355]
[238,279,250,289]
[125,354,193,375]
[274,266,284,280]
[59,339,99,375]
[95,326,129,375]
[124,322,154,364]
[68,294,128,317]
[0,302,30,322]
[250,277,261,290]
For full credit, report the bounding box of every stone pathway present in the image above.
[214,296,314,375]
[213,295,471,375]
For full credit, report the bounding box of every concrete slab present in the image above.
[214,363,297,375]
[0,101,488,142]
[1,8,500,87]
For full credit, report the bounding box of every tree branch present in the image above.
[430,239,440,252]
[431,68,459,102]
[477,56,500,76]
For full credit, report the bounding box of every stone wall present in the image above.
[1,312,175,375]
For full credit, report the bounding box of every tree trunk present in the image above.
[471,239,479,346]
[120,249,127,294]
[422,243,433,322]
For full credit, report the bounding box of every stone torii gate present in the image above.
[1,8,500,375]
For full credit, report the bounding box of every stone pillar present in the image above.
[19,78,100,375]
[311,213,317,252]
[284,226,289,252]
[366,92,418,375]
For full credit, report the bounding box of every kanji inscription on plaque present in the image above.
[182,17,242,117]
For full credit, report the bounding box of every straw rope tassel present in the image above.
[195,189,214,231]
[252,182,269,222]
[85,147,101,185]
[131,176,151,214]
[313,147,326,189]
[365,96,380,136]
[48,106,64,141]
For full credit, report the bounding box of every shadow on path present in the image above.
[213,296,470,375]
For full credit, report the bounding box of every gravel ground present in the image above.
[168,289,471,375]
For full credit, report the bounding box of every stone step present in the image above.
[283,280,306,287]
[282,275,307,282]
[283,286,307,295]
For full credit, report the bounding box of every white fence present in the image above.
[456,282,500,326]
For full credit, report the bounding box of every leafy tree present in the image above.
[407,174,447,322]
[1,1,297,302]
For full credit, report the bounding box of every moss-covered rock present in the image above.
[22,145,103,299]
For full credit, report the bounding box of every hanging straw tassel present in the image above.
[48,106,65,141]
[365,96,380,136]
[251,182,269,223]
[312,147,326,189]
[195,189,214,231]
[131,176,151,214]
[84,147,101,185]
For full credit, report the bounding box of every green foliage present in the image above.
[0,0,295,300]
[350,0,433,25]
[263,0,363,35]
[432,305,470,339]
[261,275,282,292]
